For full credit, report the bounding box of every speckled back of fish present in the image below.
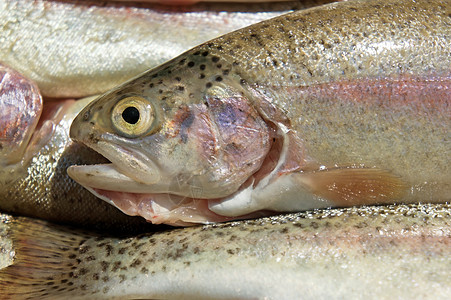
[1,204,450,299]
[69,0,450,225]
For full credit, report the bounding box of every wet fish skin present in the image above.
[0,203,450,299]
[0,0,334,98]
[0,64,41,165]
[69,0,451,225]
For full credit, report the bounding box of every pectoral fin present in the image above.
[296,167,407,206]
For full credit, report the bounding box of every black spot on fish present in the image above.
[193,51,200,55]
[222,69,230,76]
[200,64,206,70]
[212,56,220,63]
[202,51,209,56]
[97,242,107,248]
[216,64,222,69]
[79,245,90,254]
[100,261,110,272]
[152,73,158,78]
[105,244,114,256]
[78,268,88,275]
[187,61,195,67]
[112,261,122,272]
[215,76,223,82]
[177,86,185,92]
[206,82,212,88]
[88,133,99,144]
[199,74,205,79]
[175,76,181,82]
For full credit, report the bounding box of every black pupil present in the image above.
[122,106,140,124]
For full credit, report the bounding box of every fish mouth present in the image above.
[68,136,162,190]
[68,163,245,226]
[67,137,235,226]
[67,140,272,226]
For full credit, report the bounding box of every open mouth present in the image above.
[67,140,259,226]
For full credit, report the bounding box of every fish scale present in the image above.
[1,204,450,298]
[69,0,450,225]
[0,0,335,98]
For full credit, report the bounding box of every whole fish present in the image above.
[68,0,451,226]
[1,204,450,299]
[0,63,158,233]
[0,0,334,98]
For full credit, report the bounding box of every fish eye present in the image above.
[111,96,157,138]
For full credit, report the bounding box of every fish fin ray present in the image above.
[297,167,407,206]
[0,216,92,298]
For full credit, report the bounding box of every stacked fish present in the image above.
[0,0,449,298]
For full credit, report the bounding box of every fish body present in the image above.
[1,204,450,299]
[69,0,451,225]
[0,0,333,98]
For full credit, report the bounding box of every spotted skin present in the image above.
[70,0,450,224]
[1,204,450,298]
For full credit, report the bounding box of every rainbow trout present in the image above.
[0,204,450,299]
[68,0,451,226]
[0,0,334,98]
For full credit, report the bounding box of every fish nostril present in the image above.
[82,110,91,121]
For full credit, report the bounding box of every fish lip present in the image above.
[69,129,161,189]
[67,164,158,193]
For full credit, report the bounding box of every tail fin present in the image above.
[0,214,95,299]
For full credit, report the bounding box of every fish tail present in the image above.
[0,215,93,299]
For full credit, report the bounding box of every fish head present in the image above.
[68,51,272,219]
